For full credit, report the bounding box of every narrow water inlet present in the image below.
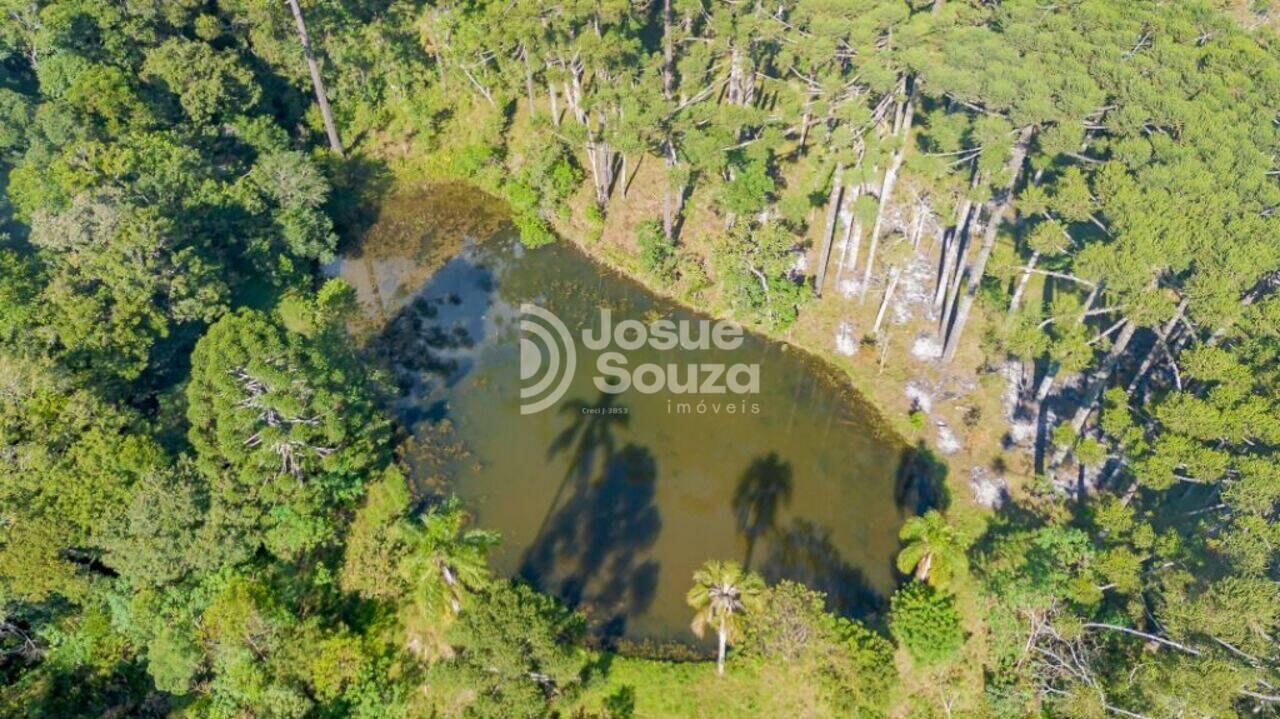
[329,184,938,644]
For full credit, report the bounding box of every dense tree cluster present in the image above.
[2,0,1280,717]
[409,1,1280,711]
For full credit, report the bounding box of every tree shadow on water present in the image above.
[547,394,630,486]
[327,153,394,251]
[520,396,660,643]
[365,253,498,409]
[758,518,886,621]
[894,441,951,515]
[531,394,630,542]
[732,452,794,570]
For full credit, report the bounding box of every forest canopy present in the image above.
[1,0,1280,717]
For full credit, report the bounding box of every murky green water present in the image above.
[332,185,927,643]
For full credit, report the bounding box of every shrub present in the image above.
[513,210,557,248]
[889,582,964,665]
[584,202,605,243]
[636,219,677,281]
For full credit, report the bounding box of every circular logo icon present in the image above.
[519,303,576,415]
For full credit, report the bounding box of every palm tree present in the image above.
[397,496,500,623]
[686,560,765,675]
[895,510,970,589]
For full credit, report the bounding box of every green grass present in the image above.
[570,653,874,719]
[572,656,769,718]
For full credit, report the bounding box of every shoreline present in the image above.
[372,172,1001,516]
[373,170,1018,519]
[344,180,918,653]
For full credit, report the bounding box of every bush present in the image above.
[513,210,557,248]
[713,222,810,331]
[1076,436,1106,466]
[741,581,896,716]
[678,256,710,301]
[584,202,605,243]
[889,582,964,665]
[1051,422,1077,449]
[514,136,582,207]
[636,219,678,282]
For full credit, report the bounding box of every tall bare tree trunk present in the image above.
[1032,283,1100,468]
[286,0,343,157]
[1009,251,1039,313]
[523,49,537,112]
[933,211,965,310]
[909,202,927,250]
[941,216,998,363]
[798,100,813,151]
[874,206,924,334]
[942,129,1032,362]
[1075,320,1138,439]
[843,162,878,284]
[662,0,674,101]
[815,163,844,297]
[547,75,560,126]
[594,134,614,206]
[934,170,980,312]
[873,267,902,335]
[860,82,915,301]
[942,216,976,323]
[833,182,862,285]
[564,76,584,123]
[663,141,687,241]
[1032,283,1100,399]
[663,145,675,241]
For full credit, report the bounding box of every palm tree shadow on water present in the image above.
[530,393,630,541]
[732,452,886,622]
[741,443,952,624]
[757,517,888,621]
[732,452,794,570]
[519,394,661,643]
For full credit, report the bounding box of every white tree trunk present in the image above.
[860,87,915,301]
[815,163,845,297]
[833,183,862,285]
[716,616,727,675]
[662,0,674,100]
[915,551,934,582]
[873,267,902,335]
[286,0,343,157]
[1009,251,1039,313]
[1048,319,1139,469]
[547,77,560,126]
[942,129,1032,362]
[934,170,980,310]
[1125,298,1188,394]
[523,50,536,111]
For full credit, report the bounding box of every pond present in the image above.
[330,184,935,644]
